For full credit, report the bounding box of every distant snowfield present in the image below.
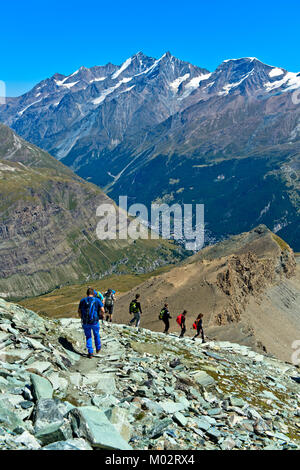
[179,73,212,99]
[169,74,190,92]
[269,68,284,78]
[92,77,133,105]
[112,57,132,80]
[18,98,43,116]
[264,71,300,92]
[55,79,79,88]
[218,71,254,96]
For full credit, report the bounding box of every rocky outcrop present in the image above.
[215,246,296,325]
[0,298,300,450]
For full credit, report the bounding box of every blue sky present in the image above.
[1,0,299,96]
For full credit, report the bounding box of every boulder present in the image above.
[42,438,92,450]
[159,400,185,414]
[30,374,53,401]
[33,398,72,433]
[0,406,25,434]
[15,431,41,450]
[35,421,73,445]
[192,371,216,388]
[68,406,132,450]
[105,406,132,442]
[95,375,117,394]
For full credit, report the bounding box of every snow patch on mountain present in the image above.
[223,57,258,63]
[269,68,284,78]
[219,71,253,95]
[92,78,133,105]
[56,80,79,89]
[18,98,43,116]
[264,72,300,93]
[89,77,107,83]
[169,74,190,93]
[179,73,212,99]
[112,57,132,80]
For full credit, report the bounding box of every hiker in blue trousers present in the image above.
[78,287,105,358]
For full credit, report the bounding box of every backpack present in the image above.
[82,297,99,325]
[176,314,183,326]
[104,290,114,307]
[94,290,104,301]
[192,322,197,330]
[159,308,165,320]
[130,300,139,314]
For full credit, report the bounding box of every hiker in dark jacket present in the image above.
[129,294,142,329]
[192,313,205,343]
[78,287,104,358]
[161,303,172,334]
[104,288,115,322]
[178,310,187,338]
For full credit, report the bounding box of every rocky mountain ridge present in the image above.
[0,52,299,249]
[0,297,299,450]
[112,225,300,363]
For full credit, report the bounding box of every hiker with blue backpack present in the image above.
[78,287,105,358]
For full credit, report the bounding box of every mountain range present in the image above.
[0,52,299,249]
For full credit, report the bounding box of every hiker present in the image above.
[94,290,104,323]
[192,313,205,343]
[78,287,104,358]
[104,288,115,322]
[129,294,142,329]
[177,310,187,338]
[159,303,172,334]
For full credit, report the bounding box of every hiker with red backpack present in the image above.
[177,310,187,338]
[192,313,205,343]
[78,287,105,358]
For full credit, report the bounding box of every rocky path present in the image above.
[0,298,300,450]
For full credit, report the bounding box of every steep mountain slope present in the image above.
[20,225,300,363]
[0,124,185,300]
[113,225,300,363]
[0,53,299,249]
